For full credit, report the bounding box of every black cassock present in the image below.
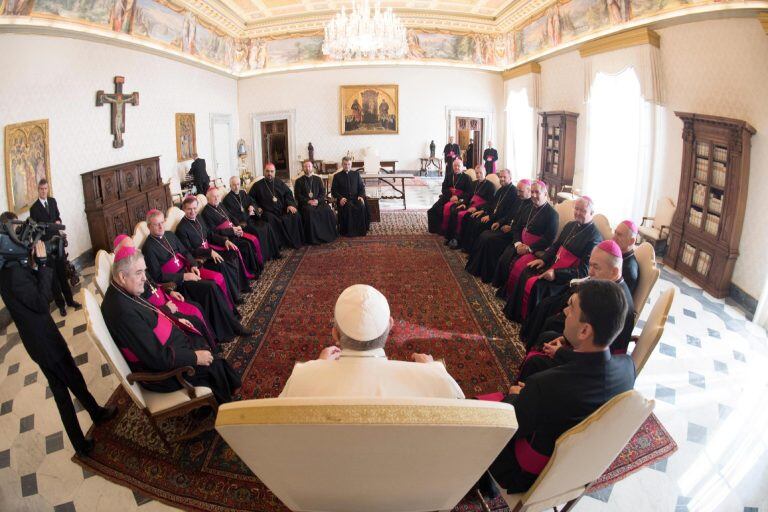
[198,204,263,278]
[249,178,304,249]
[492,203,558,289]
[465,195,527,283]
[465,143,475,169]
[488,351,635,493]
[623,250,639,296]
[143,233,242,341]
[427,171,472,234]
[331,170,369,237]
[102,285,241,404]
[482,147,498,174]
[175,216,250,301]
[503,220,603,322]
[443,143,460,174]
[190,158,210,195]
[444,179,496,241]
[222,190,282,261]
[457,182,515,251]
[294,174,338,243]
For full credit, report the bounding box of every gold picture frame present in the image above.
[175,113,198,162]
[340,84,398,135]
[4,119,52,215]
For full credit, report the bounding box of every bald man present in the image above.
[248,163,304,249]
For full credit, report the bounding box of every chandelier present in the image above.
[322,0,408,60]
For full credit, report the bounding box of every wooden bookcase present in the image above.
[538,111,578,200]
[664,112,755,298]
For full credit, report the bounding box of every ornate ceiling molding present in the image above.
[759,12,768,33]
[501,61,541,80]
[176,0,247,36]
[579,27,660,58]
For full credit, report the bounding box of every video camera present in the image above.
[0,218,66,268]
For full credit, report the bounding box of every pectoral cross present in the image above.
[96,76,139,148]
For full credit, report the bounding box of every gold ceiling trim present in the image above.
[501,61,541,80]
[496,0,555,31]
[759,12,768,33]
[579,27,660,58]
[177,0,246,35]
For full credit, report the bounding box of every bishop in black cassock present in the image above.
[331,160,369,237]
[295,160,338,243]
[427,159,472,235]
[614,219,641,296]
[443,137,460,175]
[503,197,603,323]
[445,166,496,248]
[482,142,498,174]
[222,176,282,261]
[459,171,518,252]
[249,164,304,249]
[465,178,531,282]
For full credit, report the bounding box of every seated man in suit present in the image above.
[481,279,635,495]
[280,284,464,399]
[29,178,81,316]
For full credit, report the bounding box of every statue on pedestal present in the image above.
[308,142,315,161]
[429,140,436,158]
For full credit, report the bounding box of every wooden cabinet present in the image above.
[538,111,578,200]
[664,113,755,298]
[82,156,171,252]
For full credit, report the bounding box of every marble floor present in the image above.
[0,177,767,511]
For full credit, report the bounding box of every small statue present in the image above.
[308,142,315,162]
[429,140,436,158]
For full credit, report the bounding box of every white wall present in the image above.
[530,18,768,298]
[237,66,504,176]
[0,34,239,260]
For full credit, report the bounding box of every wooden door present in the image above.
[456,117,483,167]
[260,120,289,180]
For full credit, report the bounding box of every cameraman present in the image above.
[0,211,115,456]
[29,179,81,316]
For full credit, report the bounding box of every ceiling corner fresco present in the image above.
[0,0,765,75]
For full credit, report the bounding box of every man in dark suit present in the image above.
[28,179,81,316]
[481,279,636,495]
[0,212,115,456]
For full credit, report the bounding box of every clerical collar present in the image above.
[622,249,635,257]
[571,349,611,362]
[339,348,387,359]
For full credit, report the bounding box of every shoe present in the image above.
[448,239,459,249]
[58,306,67,317]
[235,325,255,336]
[67,300,82,310]
[94,405,118,424]
[75,438,95,457]
[274,253,283,260]
[234,297,245,305]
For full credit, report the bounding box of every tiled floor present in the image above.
[0,178,767,511]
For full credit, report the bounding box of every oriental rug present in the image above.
[75,212,676,512]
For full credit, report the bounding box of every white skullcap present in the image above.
[334,285,391,342]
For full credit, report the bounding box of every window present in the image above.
[505,88,535,180]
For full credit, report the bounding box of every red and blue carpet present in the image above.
[76,211,676,511]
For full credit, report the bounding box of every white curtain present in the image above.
[504,73,540,181]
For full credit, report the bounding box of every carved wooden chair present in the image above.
[639,197,676,252]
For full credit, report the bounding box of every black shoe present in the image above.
[235,325,255,336]
[234,297,245,305]
[75,438,95,457]
[274,253,283,260]
[94,405,118,425]
[448,239,459,249]
[58,306,67,317]
[67,300,82,310]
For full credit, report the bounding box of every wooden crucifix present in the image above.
[96,76,139,148]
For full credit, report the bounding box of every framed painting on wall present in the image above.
[340,84,398,135]
[175,113,197,162]
[4,119,52,215]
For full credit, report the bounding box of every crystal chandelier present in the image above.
[322,0,408,60]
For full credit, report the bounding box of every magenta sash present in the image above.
[440,187,460,233]
[159,252,231,309]
[120,347,140,363]
[160,253,187,274]
[199,267,233,309]
[153,314,173,346]
[505,230,543,295]
[514,437,550,475]
[521,247,580,319]
[216,220,263,266]
[147,287,205,337]
[209,243,255,280]
[456,195,488,235]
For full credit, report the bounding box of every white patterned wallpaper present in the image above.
[237,66,504,175]
[0,34,239,261]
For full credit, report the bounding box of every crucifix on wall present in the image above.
[96,76,139,148]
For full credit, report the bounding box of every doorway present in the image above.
[260,119,289,180]
[210,114,234,182]
[456,117,483,169]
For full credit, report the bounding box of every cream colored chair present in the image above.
[486,173,501,191]
[489,390,654,512]
[465,168,477,181]
[593,213,612,241]
[195,193,208,209]
[632,242,660,318]
[164,206,185,232]
[631,287,675,375]
[639,197,676,250]
[83,288,218,451]
[553,199,576,237]
[133,221,149,249]
[555,185,580,204]
[94,249,114,297]
[216,397,518,512]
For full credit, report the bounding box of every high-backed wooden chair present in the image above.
[633,242,660,318]
[216,397,518,512]
[82,288,218,452]
[94,250,114,297]
[486,390,654,512]
[632,287,675,375]
[639,197,676,251]
[592,213,612,241]
[553,199,575,237]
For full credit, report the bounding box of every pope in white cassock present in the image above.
[280,284,465,399]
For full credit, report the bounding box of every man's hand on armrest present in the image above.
[411,353,434,364]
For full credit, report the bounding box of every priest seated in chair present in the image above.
[331,156,370,237]
[294,159,338,244]
[223,176,282,261]
[248,163,304,249]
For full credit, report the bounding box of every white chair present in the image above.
[486,173,501,191]
[465,168,477,181]
[216,397,518,512]
[631,287,675,375]
[94,250,114,297]
[555,185,580,204]
[553,199,576,237]
[633,242,660,318]
[592,213,612,241]
[489,390,654,512]
[82,288,218,451]
[133,221,149,249]
[639,197,676,250]
[195,193,208,209]
[164,206,185,232]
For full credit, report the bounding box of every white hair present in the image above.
[111,252,144,281]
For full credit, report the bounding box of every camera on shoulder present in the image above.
[0,215,66,269]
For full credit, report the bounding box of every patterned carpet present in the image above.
[74,211,676,512]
